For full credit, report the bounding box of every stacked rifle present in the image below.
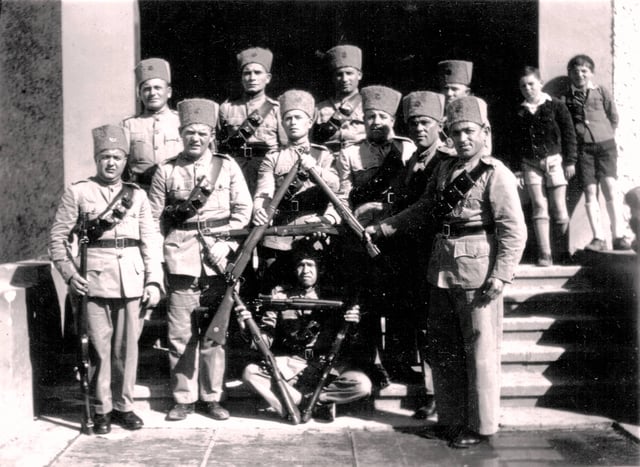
[199,151,383,423]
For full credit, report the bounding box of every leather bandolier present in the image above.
[219,100,275,159]
[348,142,404,209]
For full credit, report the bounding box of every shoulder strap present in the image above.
[231,99,276,142]
[431,161,492,221]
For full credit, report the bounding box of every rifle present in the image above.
[232,292,302,424]
[204,159,303,345]
[256,295,344,311]
[300,316,353,423]
[306,166,381,258]
[200,222,340,238]
[76,213,94,435]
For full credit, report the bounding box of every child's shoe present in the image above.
[584,238,606,251]
[612,237,632,250]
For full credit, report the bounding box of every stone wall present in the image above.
[0,1,64,263]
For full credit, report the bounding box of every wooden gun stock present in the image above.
[306,166,381,258]
[300,320,352,423]
[204,160,303,345]
[233,292,301,424]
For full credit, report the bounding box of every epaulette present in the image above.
[71,179,90,185]
[391,135,414,145]
[121,115,138,123]
[310,143,330,152]
[438,145,457,156]
[343,138,366,150]
[479,154,499,167]
[266,96,279,105]
[162,154,181,165]
[212,152,231,160]
[122,181,142,190]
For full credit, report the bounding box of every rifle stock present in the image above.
[306,167,381,258]
[77,213,94,435]
[300,320,352,423]
[233,292,301,424]
[204,160,303,345]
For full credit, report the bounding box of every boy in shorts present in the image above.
[563,54,631,251]
[515,66,577,265]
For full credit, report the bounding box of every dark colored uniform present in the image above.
[242,285,372,418]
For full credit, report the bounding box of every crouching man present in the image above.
[238,241,372,422]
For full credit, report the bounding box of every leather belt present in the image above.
[88,238,140,248]
[233,144,271,159]
[176,218,228,231]
[441,223,494,238]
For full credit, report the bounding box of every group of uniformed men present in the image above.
[49,44,526,449]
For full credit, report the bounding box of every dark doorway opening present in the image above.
[139,0,538,157]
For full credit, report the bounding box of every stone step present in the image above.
[500,340,630,364]
[510,264,590,289]
[503,286,605,314]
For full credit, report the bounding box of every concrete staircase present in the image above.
[39,252,638,422]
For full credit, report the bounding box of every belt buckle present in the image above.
[291,200,299,212]
[442,223,451,238]
[115,238,125,249]
[197,219,209,231]
[304,348,314,360]
[386,191,395,204]
[243,145,253,159]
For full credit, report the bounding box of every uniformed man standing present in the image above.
[148,99,252,421]
[394,91,450,417]
[337,85,415,207]
[335,85,415,386]
[218,47,286,195]
[366,96,526,448]
[312,45,366,152]
[253,89,340,289]
[49,125,164,434]
[121,58,183,191]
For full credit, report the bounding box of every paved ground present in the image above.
[2,399,638,466]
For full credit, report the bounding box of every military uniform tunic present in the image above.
[121,108,183,190]
[49,177,164,414]
[313,92,365,151]
[219,94,286,195]
[148,149,252,404]
[337,135,416,205]
[242,285,372,418]
[379,154,526,435]
[254,143,340,250]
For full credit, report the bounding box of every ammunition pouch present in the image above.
[85,218,116,243]
[161,183,213,230]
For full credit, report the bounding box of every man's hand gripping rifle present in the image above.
[203,159,303,345]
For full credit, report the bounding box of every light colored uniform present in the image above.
[121,108,183,190]
[337,135,416,203]
[379,154,526,435]
[314,92,365,151]
[49,177,163,414]
[255,143,340,250]
[218,95,286,195]
[148,149,252,403]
